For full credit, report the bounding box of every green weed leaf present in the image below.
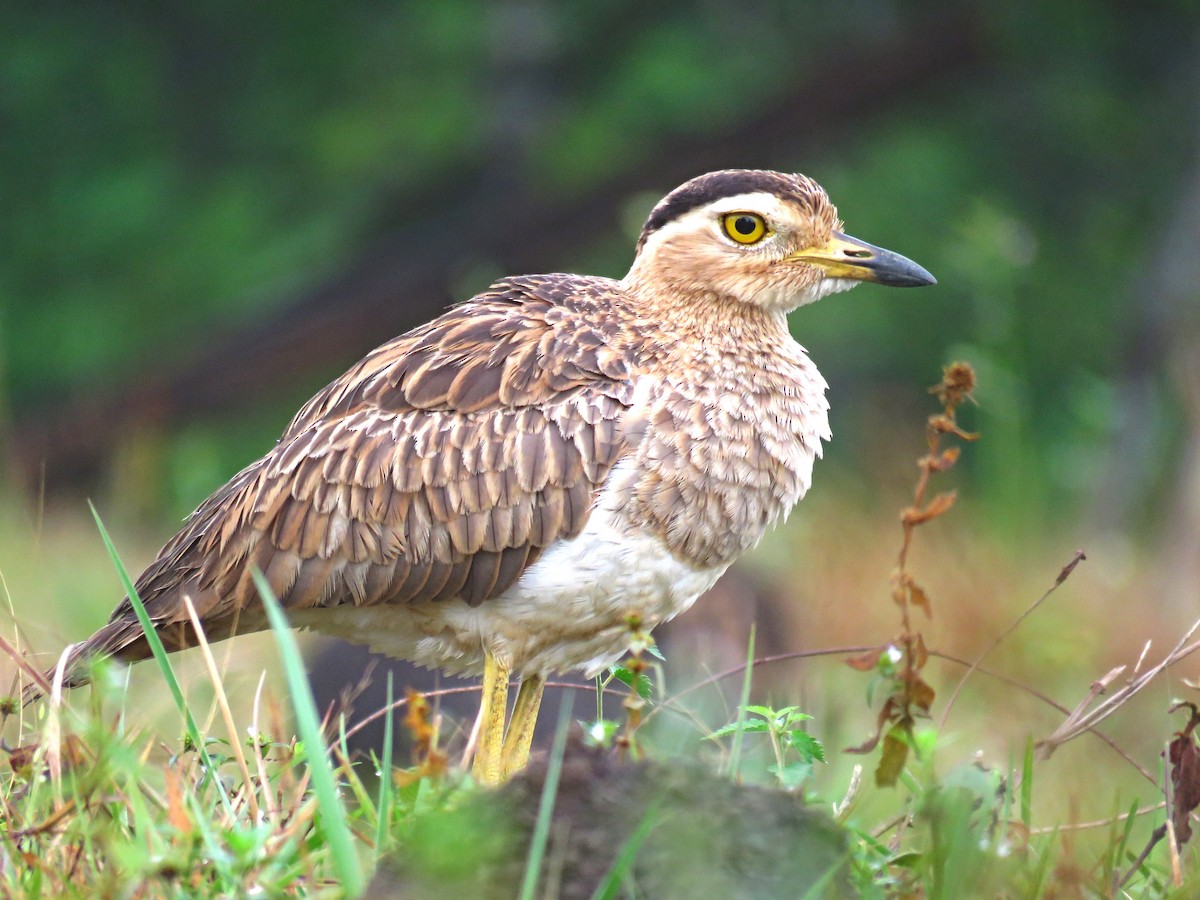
[610,665,652,700]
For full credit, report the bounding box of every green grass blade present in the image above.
[89,502,232,815]
[1113,797,1139,884]
[519,692,573,900]
[252,568,364,897]
[590,801,660,900]
[375,671,395,857]
[726,622,756,779]
[1021,735,1034,831]
[1027,825,1057,897]
[799,854,851,900]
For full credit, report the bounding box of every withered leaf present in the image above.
[909,677,936,716]
[7,734,87,780]
[846,697,898,755]
[909,581,933,618]
[931,362,977,409]
[927,414,979,442]
[936,447,961,470]
[913,633,929,670]
[927,414,955,434]
[846,733,880,755]
[1168,705,1200,847]
[164,765,192,834]
[876,728,910,787]
[902,491,958,526]
[7,742,39,778]
[846,647,885,672]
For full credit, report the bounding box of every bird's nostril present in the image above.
[843,249,872,259]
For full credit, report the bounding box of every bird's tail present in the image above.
[21,618,155,707]
[21,605,265,707]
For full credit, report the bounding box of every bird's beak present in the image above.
[785,231,936,287]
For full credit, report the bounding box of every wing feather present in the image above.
[65,275,642,673]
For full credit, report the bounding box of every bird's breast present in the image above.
[618,340,831,568]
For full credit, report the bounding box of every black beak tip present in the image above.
[878,257,937,288]
[912,268,937,287]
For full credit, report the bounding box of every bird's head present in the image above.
[625,169,935,313]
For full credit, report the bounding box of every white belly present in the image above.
[290,507,727,678]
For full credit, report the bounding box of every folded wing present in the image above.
[58,275,640,680]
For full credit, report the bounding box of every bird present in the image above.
[32,169,935,784]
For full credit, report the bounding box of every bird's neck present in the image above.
[609,285,829,568]
[621,281,792,355]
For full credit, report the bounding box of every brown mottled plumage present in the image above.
[36,170,934,781]
[86,276,640,662]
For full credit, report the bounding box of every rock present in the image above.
[367,740,851,899]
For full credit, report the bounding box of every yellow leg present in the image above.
[500,675,546,778]
[471,652,511,786]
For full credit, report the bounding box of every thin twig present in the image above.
[641,645,878,725]
[652,643,1162,790]
[0,631,52,700]
[928,650,1158,789]
[938,550,1086,731]
[1038,617,1200,758]
[1030,802,1165,837]
[1118,824,1168,890]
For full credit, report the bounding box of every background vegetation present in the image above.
[2,1,1200,895]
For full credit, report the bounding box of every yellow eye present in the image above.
[722,212,768,245]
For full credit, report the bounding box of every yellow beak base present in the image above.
[786,231,936,287]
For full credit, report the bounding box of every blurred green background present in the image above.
[2,0,1199,819]
[4,2,1197,531]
